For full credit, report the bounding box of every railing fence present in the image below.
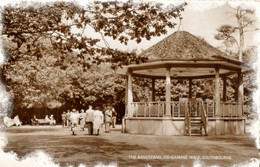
[129,101,242,118]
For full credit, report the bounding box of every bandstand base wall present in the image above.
[123,117,246,136]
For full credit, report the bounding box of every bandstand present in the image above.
[117,31,250,136]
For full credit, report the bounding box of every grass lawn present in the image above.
[3,125,260,167]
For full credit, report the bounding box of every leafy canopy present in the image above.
[1,1,187,110]
[2,1,187,64]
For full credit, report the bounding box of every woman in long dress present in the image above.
[93,107,104,136]
[79,109,85,131]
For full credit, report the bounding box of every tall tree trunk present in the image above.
[237,7,244,62]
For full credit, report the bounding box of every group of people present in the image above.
[31,114,56,126]
[3,115,22,128]
[45,115,56,125]
[61,105,117,136]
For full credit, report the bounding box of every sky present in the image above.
[100,1,260,53]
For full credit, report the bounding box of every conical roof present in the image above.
[117,31,249,77]
[141,31,229,61]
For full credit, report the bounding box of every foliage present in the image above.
[1,1,187,121]
[214,24,238,56]
[2,1,186,64]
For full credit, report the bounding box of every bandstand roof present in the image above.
[117,31,250,79]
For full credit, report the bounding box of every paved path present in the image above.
[3,125,260,167]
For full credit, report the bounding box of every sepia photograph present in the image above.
[0,0,259,166]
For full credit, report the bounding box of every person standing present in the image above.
[104,107,112,133]
[69,109,80,135]
[61,112,66,127]
[85,105,94,135]
[111,107,117,128]
[66,110,71,127]
[79,109,86,131]
[93,106,104,136]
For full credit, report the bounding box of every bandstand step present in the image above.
[190,118,205,136]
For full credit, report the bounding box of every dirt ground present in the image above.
[2,125,260,167]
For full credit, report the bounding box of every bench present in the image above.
[38,119,50,125]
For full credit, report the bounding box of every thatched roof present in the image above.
[141,31,234,61]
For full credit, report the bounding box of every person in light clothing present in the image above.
[85,105,94,135]
[66,110,71,127]
[93,107,104,136]
[13,115,22,126]
[104,107,112,133]
[111,107,117,128]
[61,112,66,127]
[79,109,86,131]
[70,109,80,135]
[45,115,50,124]
[49,115,56,126]
[3,116,14,128]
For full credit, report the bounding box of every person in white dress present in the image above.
[69,109,80,135]
[93,107,104,136]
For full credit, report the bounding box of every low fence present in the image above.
[128,101,242,118]
[130,102,165,117]
[220,102,242,117]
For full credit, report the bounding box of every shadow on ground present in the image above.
[4,134,147,166]
[3,127,260,167]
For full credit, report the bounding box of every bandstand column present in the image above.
[189,79,192,98]
[125,75,128,116]
[165,67,171,116]
[152,78,155,101]
[215,66,224,135]
[223,76,227,102]
[237,70,244,116]
[215,67,221,117]
[127,70,133,117]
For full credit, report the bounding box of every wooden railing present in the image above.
[131,102,165,117]
[171,101,185,117]
[220,102,242,117]
[202,102,215,117]
[129,101,242,118]
[184,102,191,136]
[199,100,207,135]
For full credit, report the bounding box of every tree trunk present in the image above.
[237,7,244,62]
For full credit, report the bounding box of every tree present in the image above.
[1,1,187,121]
[2,1,187,64]
[242,46,258,119]
[214,6,258,61]
[214,6,258,119]
[214,24,239,55]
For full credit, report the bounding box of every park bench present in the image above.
[37,119,50,125]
